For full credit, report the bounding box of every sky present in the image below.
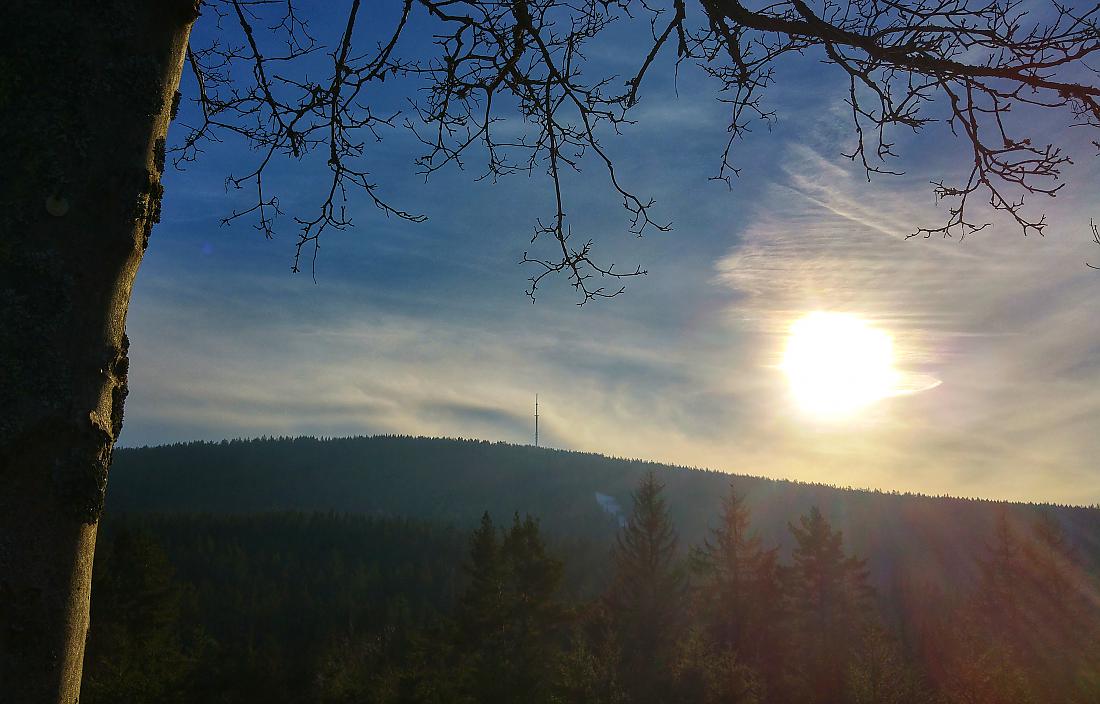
[119,2,1100,505]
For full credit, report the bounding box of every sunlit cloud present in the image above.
[121,77,1100,505]
[712,137,1100,503]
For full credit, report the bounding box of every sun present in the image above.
[781,312,899,418]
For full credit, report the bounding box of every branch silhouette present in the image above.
[179,0,1100,299]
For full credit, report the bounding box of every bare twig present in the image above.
[177,0,1100,298]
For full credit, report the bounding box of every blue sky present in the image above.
[119,2,1100,504]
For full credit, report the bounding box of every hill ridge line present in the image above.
[115,433,1098,510]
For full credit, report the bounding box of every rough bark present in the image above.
[0,3,196,702]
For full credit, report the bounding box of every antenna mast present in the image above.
[534,394,539,448]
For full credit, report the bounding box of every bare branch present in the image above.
[177,0,1100,297]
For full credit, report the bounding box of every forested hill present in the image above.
[109,435,1100,589]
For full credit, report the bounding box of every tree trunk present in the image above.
[0,3,196,701]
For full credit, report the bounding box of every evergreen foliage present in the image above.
[83,441,1100,703]
[82,527,198,704]
[451,512,565,703]
[785,507,874,702]
[606,472,686,704]
[689,487,782,684]
[107,436,1100,595]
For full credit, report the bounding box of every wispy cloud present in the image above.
[712,136,1100,503]
[122,63,1100,505]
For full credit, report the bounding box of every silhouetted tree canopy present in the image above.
[183,0,1100,300]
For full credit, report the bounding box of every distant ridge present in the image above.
[109,435,1100,591]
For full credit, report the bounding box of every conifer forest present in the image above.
[83,437,1100,703]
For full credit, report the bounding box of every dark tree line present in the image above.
[83,472,1100,703]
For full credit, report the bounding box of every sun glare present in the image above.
[782,312,899,418]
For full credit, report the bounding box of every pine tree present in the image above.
[949,511,1100,703]
[785,506,873,704]
[454,512,510,703]
[452,511,564,704]
[689,487,782,670]
[941,512,1038,704]
[606,471,686,704]
[501,513,565,702]
[1028,514,1100,703]
[458,512,507,645]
